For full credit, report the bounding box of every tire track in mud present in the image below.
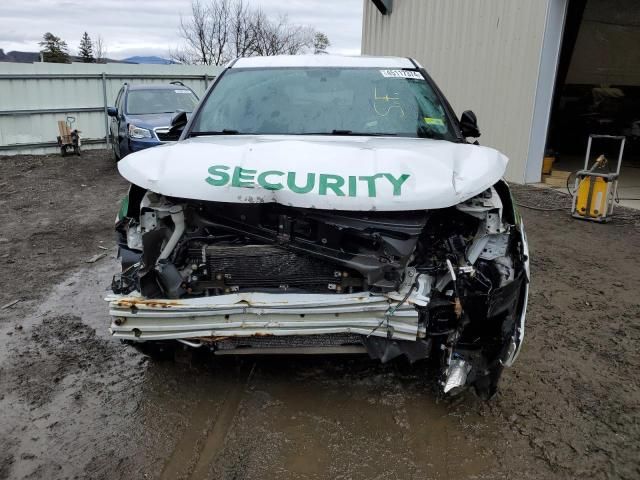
[190,363,255,480]
[159,362,255,480]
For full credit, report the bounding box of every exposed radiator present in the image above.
[189,244,362,293]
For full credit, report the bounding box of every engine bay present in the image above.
[111,180,528,397]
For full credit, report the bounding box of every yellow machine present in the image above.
[571,135,625,223]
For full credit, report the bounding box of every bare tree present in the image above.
[250,12,315,56]
[229,0,256,58]
[172,0,327,65]
[171,0,229,65]
[93,36,107,64]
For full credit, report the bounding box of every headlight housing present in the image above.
[128,124,152,139]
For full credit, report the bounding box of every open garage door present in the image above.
[544,0,640,207]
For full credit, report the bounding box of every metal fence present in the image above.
[0,62,223,155]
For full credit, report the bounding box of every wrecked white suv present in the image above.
[107,55,529,397]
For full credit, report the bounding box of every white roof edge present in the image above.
[232,54,415,69]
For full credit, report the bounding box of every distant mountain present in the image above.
[0,50,40,63]
[122,56,176,65]
[0,49,133,64]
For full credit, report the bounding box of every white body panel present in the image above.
[118,136,508,211]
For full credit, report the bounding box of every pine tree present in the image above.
[39,32,70,63]
[313,32,330,54]
[79,32,95,63]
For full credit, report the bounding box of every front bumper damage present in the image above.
[107,273,438,364]
[107,290,426,342]
[108,181,529,397]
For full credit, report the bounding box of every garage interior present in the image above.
[545,0,640,208]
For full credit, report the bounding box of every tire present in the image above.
[472,365,503,400]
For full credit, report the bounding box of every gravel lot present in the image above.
[0,149,638,480]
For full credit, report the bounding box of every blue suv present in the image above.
[107,82,199,160]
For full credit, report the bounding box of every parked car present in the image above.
[107,82,199,160]
[107,55,530,398]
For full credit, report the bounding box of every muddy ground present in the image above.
[0,150,638,480]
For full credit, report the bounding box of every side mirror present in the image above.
[107,106,118,117]
[170,110,188,128]
[460,110,481,138]
[168,111,188,139]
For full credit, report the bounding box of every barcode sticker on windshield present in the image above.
[380,70,423,79]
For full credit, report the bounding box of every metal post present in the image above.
[101,72,110,147]
[584,136,592,170]
[615,137,626,176]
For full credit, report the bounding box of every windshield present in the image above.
[190,67,457,140]
[126,89,198,115]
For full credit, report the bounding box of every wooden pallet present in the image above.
[58,120,73,144]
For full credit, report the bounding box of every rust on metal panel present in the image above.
[114,298,184,309]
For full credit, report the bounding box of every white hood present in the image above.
[118,135,508,211]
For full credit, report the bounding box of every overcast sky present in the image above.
[1,0,363,59]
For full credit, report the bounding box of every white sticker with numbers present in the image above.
[379,70,424,79]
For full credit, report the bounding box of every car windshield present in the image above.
[190,67,457,140]
[126,88,198,115]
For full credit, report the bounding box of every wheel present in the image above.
[74,145,81,156]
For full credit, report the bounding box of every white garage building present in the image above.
[362,0,640,183]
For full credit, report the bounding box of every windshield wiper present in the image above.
[189,130,398,137]
[296,130,398,136]
[188,129,240,137]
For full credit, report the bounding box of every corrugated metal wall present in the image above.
[0,63,222,155]
[362,0,552,182]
